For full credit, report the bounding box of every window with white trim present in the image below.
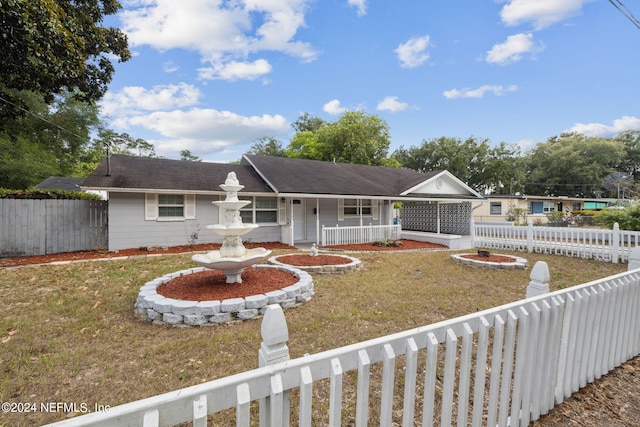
[239,196,278,224]
[158,194,184,217]
[338,198,378,221]
[145,193,196,221]
[344,198,373,216]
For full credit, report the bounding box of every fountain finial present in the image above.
[225,171,239,186]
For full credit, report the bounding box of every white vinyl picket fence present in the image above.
[45,259,640,427]
[474,220,640,264]
[321,224,401,246]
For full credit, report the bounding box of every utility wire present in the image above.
[608,0,640,30]
[0,94,86,140]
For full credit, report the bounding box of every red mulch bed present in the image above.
[156,268,299,301]
[323,239,446,251]
[0,242,295,268]
[0,239,445,268]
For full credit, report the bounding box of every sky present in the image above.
[100,0,640,163]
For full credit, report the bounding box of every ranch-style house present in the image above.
[81,154,484,251]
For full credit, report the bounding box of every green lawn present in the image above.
[0,249,627,426]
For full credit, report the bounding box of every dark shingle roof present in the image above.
[82,155,273,193]
[241,154,440,197]
[35,177,85,191]
[82,154,482,199]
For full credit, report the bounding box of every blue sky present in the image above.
[100,0,640,163]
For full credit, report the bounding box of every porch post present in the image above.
[290,199,295,247]
[316,198,320,245]
[436,202,441,234]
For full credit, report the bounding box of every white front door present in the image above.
[292,199,306,241]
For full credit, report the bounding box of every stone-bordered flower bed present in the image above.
[450,252,527,270]
[268,253,361,274]
[134,264,313,326]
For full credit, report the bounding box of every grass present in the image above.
[0,249,627,426]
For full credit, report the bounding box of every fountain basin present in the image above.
[134,265,314,326]
[192,248,272,283]
[206,223,259,236]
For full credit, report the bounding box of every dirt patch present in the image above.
[156,267,299,301]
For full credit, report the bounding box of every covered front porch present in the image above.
[279,195,478,250]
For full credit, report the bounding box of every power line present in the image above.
[608,0,640,30]
[0,94,86,140]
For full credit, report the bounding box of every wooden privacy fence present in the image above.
[0,199,108,257]
[474,220,640,264]
[45,263,640,427]
[321,224,401,246]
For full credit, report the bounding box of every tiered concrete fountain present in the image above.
[191,172,272,283]
[134,172,314,326]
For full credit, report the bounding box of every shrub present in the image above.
[595,204,640,230]
[0,188,101,200]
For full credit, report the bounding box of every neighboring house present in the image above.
[81,154,484,250]
[34,176,85,191]
[34,176,107,199]
[474,195,618,224]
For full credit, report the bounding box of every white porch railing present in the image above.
[474,220,640,264]
[321,224,401,246]
[45,260,640,427]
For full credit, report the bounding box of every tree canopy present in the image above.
[392,137,525,193]
[0,90,100,188]
[524,133,625,197]
[285,111,394,166]
[0,0,130,122]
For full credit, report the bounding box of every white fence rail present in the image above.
[46,262,640,427]
[321,224,401,246]
[0,199,108,257]
[474,220,640,264]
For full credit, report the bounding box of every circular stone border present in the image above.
[134,264,313,326]
[268,254,361,274]
[450,253,528,270]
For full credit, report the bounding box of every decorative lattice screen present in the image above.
[401,202,471,235]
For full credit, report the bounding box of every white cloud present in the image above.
[125,108,290,158]
[500,0,588,30]
[376,96,409,112]
[162,61,179,73]
[567,116,640,137]
[323,99,348,115]
[348,0,367,16]
[486,33,544,65]
[119,0,318,81]
[395,35,431,68]
[198,59,272,81]
[100,83,202,117]
[443,84,518,99]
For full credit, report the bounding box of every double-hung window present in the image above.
[339,198,378,220]
[490,202,502,215]
[238,196,278,224]
[158,194,184,218]
[145,194,195,221]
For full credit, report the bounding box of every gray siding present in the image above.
[108,193,281,251]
